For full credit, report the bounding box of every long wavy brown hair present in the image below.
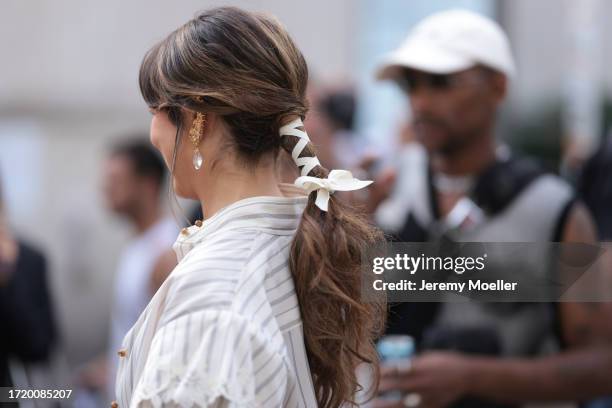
[138,7,386,407]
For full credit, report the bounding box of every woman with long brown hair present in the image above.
[114,7,385,408]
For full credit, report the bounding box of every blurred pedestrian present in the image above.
[371,9,612,408]
[577,134,612,408]
[0,171,57,389]
[103,138,179,393]
[578,134,612,241]
[77,138,178,402]
[318,88,363,170]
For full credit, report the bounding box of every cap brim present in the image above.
[376,42,476,80]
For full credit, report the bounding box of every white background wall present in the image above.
[501,0,612,115]
[0,0,355,112]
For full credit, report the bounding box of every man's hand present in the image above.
[374,352,473,408]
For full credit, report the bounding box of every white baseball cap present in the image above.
[376,9,516,80]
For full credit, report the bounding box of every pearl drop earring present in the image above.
[189,112,206,170]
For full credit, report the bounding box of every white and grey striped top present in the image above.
[114,185,318,407]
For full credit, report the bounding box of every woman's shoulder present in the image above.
[161,262,241,325]
[160,230,296,326]
[161,232,263,312]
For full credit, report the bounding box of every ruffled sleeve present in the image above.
[129,309,289,408]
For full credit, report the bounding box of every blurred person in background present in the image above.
[577,134,612,408]
[77,138,178,403]
[317,87,363,170]
[578,134,612,241]
[103,139,178,395]
[0,170,57,389]
[370,9,612,408]
[303,83,368,171]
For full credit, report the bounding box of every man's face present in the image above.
[398,67,505,154]
[102,155,141,216]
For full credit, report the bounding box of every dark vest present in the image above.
[385,146,574,357]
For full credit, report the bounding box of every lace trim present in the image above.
[131,362,258,408]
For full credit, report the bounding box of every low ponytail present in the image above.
[281,130,387,408]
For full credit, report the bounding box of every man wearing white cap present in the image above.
[372,9,612,408]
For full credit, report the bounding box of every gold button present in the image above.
[195,220,203,227]
[111,401,118,408]
[180,227,189,236]
[117,349,127,358]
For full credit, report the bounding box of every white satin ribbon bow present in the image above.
[295,170,373,211]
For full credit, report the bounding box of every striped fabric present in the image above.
[115,185,318,407]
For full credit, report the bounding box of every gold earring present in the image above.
[189,112,206,170]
